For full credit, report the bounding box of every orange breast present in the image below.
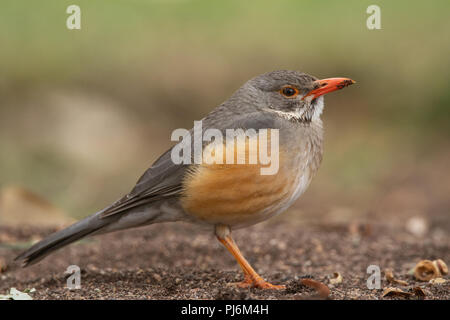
[180,132,298,226]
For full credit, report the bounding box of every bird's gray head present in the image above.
[237,70,355,123]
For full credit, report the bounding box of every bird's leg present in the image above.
[215,224,285,290]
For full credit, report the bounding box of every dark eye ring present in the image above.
[280,86,299,98]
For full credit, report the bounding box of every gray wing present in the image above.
[99,103,278,219]
[99,148,186,218]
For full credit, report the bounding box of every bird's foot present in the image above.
[251,280,286,290]
[231,275,285,290]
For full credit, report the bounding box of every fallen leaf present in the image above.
[24,288,36,293]
[384,268,408,286]
[300,278,330,299]
[329,272,343,285]
[429,278,446,285]
[0,288,34,300]
[382,287,412,298]
[433,259,448,275]
[412,287,426,298]
[413,260,440,281]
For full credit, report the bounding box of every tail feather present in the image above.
[15,215,107,267]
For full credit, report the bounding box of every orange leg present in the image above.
[216,226,285,290]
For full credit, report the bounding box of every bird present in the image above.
[15,70,355,289]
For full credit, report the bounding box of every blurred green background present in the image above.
[0,0,449,231]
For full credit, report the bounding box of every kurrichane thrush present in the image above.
[16,70,355,289]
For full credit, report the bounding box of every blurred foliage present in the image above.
[0,0,449,219]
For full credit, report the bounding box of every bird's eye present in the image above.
[280,86,299,98]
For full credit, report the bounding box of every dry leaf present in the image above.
[413,260,441,281]
[0,288,34,300]
[385,269,408,286]
[329,272,343,285]
[382,287,412,298]
[433,259,448,275]
[412,287,426,298]
[429,278,446,285]
[300,278,331,299]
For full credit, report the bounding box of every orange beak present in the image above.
[303,77,356,100]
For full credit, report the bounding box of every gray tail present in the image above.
[15,214,107,267]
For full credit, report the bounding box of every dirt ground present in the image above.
[0,220,448,300]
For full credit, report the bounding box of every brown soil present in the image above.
[0,221,448,300]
